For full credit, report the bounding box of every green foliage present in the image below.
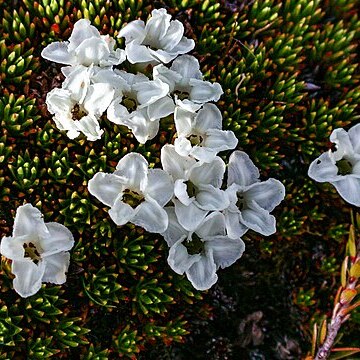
[1,0,360,358]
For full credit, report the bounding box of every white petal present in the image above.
[114,153,148,191]
[125,42,155,64]
[144,9,171,44]
[171,55,202,85]
[108,199,135,226]
[76,115,103,141]
[145,169,174,206]
[119,19,146,43]
[62,65,91,103]
[227,151,260,187]
[147,97,175,121]
[239,201,276,236]
[174,179,193,206]
[161,207,188,247]
[205,236,245,269]
[39,223,74,257]
[244,179,285,212]
[134,79,169,106]
[332,176,360,206]
[107,97,130,125]
[349,123,360,154]
[13,204,47,238]
[174,200,208,232]
[132,198,168,233]
[88,172,124,207]
[159,20,184,50]
[186,249,218,290]
[168,239,201,275]
[189,79,223,103]
[224,209,248,238]
[330,128,354,160]
[194,103,222,132]
[174,106,194,137]
[189,146,217,163]
[175,98,202,112]
[189,157,226,187]
[204,129,238,153]
[75,37,110,66]
[161,144,196,180]
[196,211,226,238]
[168,36,195,56]
[12,260,45,298]
[308,152,339,183]
[174,137,192,157]
[126,111,160,144]
[42,252,70,284]
[68,19,100,51]
[153,64,181,92]
[41,42,76,65]
[92,68,130,94]
[0,235,27,261]
[46,88,73,115]
[84,83,114,116]
[196,185,229,211]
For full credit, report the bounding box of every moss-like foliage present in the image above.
[0,0,359,358]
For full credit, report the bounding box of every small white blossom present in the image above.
[42,19,125,67]
[308,124,360,206]
[174,103,238,162]
[88,153,174,233]
[0,204,74,298]
[224,151,285,238]
[107,70,174,143]
[46,78,114,141]
[119,8,194,65]
[153,55,223,104]
[161,144,229,231]
[162,209,245,290]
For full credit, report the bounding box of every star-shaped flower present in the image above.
[0,204,74,298]
[308,124,360,206]
[88,153,174,233]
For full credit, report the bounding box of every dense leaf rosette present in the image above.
[88,153,174,233]
[119,9,195,65]
[0,204,74,298]
[224,151,286,237]
[162,209,245,290]
[308,124,360,206]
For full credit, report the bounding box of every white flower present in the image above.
[162,209,245,290]
[46,71,114,141]
[107,70,174,143]
[153,55,223,104]
[41,19,125,67]
[174,103,238,162]
[0,204,74,298]
[224,151,285,238]
[161,144,229,231]
[119,8,194,64]
[88,153,174,233]
[308,124,360,206]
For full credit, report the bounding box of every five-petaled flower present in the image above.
[308,124,360,206]
[0,204,74,298]
[88,153,174,233]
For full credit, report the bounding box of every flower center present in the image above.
[174,90,189,101]
[23,242,42,265]
[122,95,138,113]
[122,189,145,208]
[187,134,204,146]
[185,233,204,255]
[71,104,88,121]
[336,159,353,175]
[236,192,245,210]
[185,180,198,197]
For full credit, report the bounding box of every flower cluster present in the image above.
[1,9,286,297]
[308,124,360,206]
